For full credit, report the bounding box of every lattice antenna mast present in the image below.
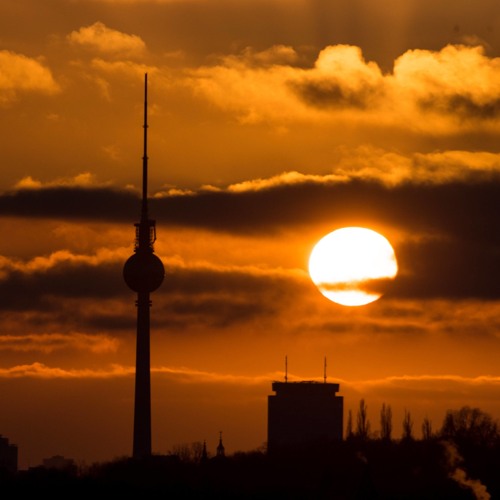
[135,73,156,253]
[142,73,149,222]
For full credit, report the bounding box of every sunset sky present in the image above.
[1,0,500,469]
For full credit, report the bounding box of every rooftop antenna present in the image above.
[324,356,327,383]
[285,355,288,383]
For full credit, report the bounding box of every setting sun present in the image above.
[309,227,398,306]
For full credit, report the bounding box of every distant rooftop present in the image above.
[271,381,340,393]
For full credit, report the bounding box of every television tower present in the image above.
[123,73,165,459]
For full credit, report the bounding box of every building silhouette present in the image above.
[42,455,77,473]
[267,380,343,451]
[216,432,225,458]
[123,74,165,459]
[0,435,17,473]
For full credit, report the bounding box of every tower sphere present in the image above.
[123,251,165,293]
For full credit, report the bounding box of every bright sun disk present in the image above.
[308,227,398,306]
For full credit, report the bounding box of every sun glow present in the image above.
[309,227,398,306]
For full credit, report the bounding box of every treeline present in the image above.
[346,400,499,445]
[1,406,500,498]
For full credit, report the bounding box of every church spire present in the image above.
[216,431,225,457]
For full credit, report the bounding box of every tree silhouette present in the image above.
[402,409,414,441]
[170,441,206,463]
[440,406,499,446]
[422,416,433,440]
[346,409,354,440]
[355,399,370,441]
[380,403,393,441]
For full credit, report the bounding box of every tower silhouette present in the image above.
[123,74,165,459]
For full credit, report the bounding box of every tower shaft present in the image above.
[133,291,152,458]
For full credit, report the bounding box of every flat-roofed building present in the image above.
[0,435,18,473]
[268,381,343,451]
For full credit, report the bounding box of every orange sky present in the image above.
[1,0,500,470]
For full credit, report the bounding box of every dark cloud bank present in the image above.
[1,179,499,239]
[0,178,499,318]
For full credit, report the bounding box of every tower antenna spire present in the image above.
[285,355,288,383]
[324,356,327,383]
[142,73,149,221]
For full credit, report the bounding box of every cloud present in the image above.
[0,186,137,221]
[393,45,500,123]
[334,149,500,187]
[153,260,305,328]
[13,172,110,191]
[151,366,282,385]
[340,373,500,424]
[0,248,125,277]
[189,44,383,124]
[196,150,500,192]
[189,44,500,132]
[237,45,300,66]
[217,171,349,193]
[90,58,156,79]
[67,22,146,57]
[0,245,302,333]
[290,45,385,110]
[349,374,500,391]
[0,250,128,316]
[0,361,279,383]
[7,148,500,203]
[0,166,499,306]
[0,50,59,104]
[0,333,119,353]
[4,362,500,401]
[0,362,133,379]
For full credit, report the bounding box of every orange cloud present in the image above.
[151,366,282,385]
[188,44,500,133]
[0,362,280,383]
[333,148,500,186]
[0,50,59,104]
[3,361,500,402]
[90,58,156,78]
[156,149,500,193]
[232,45,300,66]
[0,333,119,353]
[347,374,500,392]
[68,22,146,57]
[0,362,133,379]
[393,45,500,123]
[13,172,109,190]
[224,171,348,192]
[0,248,127,278]
[189,44,383,124]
